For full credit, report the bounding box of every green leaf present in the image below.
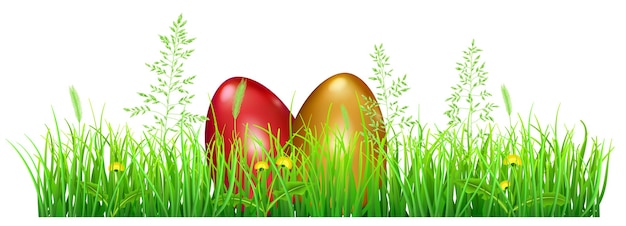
[456,178,511,214]
[119,190,142,208]
[216,195,266,213]
[455,178,497,200]
[512,192,566,212]
[272,182,308,199]
[82,181,109,207]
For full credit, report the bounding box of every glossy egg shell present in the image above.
[291,72,386,207]
[205,76,295,202]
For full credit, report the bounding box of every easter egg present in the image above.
[205,76,294,203]
[291,72,386,207]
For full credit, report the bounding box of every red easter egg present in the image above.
[205,77,294,207]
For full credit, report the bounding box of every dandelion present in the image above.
[500,180,510,190]
[275,156,293,170]
[504,154,522,167]
[254,161,269,172]
[109,162,125,172]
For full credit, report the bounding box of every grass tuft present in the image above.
[8,17,613,217]
[9,90,612,217]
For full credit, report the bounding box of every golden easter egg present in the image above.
[292,72,386,207]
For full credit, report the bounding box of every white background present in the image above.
[1,0,624,225]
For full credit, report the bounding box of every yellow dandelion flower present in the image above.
[504,154,522,167]
[500,180,510,190]
[254,161,269,171]
[275,156,293,170]
[109,162,125,172]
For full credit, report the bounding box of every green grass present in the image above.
[8,15,612,217]
[9,93,612,217]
